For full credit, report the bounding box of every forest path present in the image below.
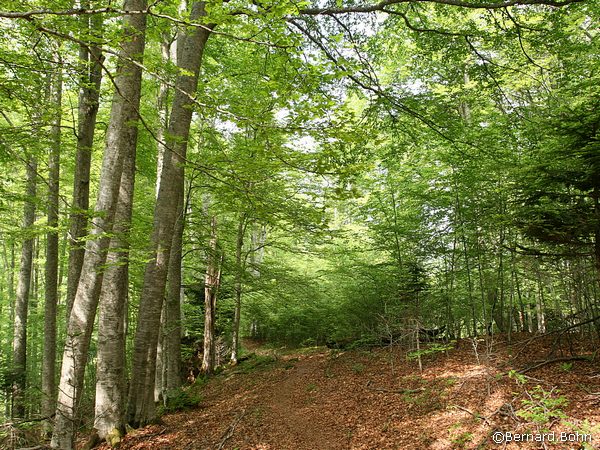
[244,351,350,449]
[98,336,600,450]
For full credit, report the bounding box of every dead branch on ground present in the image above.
[365,380,425,394]
[518,355,594,374]
[216,409,246,450]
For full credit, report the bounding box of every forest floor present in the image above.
[96,334,600,449]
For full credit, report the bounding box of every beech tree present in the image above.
[127,1,213,427]
[65,2,103,319]
[12,156,36,419]
[51,0,147,447]
[41,59,62,433]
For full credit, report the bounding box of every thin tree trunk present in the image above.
[454,188,477,337]
[527,292,534,333]
[12,157,37,419]
[475,237,489,333]
[51,2,146,448]
[231,212,246,364]
[496,221,506,332]
[511,252,525,332]
[202,215,220,374]
[65,4,103,319]
[593,186,600,289]
[94,131,137,446]
[42,63,62,434]
[535,261,546,334]
[2,239,15,418]
[29,239,40,410]
[127,2,212,427]
[447,235,458,337]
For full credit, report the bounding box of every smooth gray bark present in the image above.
[230,213,246,364]
[12,157,37,419]
[164,195,185,392]
[42,65,61,433]
[51,1,146,448]
[157,193,185,403]
[155,32,176,199]
[202,215,220,374]
[249,225,267,277]
[65,4,103,319]
[94,147,136,446]
[127,1,212,427]
[154,32,176,404]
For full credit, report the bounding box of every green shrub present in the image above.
[159,388,202,414]
[517,386,568,426]
[407,341,454,360]
[236,354,277,374]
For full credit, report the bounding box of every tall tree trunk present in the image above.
[42,63,62,433]
[65,4,103,319]
[247,224,266,338]
[155,32,176,198]
[475,237,489,333]
[12,157,37,419]
[156,192,185,404]
[51,2,146,448]
[163,194,185,396]
[94,133,137,446]
[447,235,458,338]
[154,32,176,404]
[1,239,15,418]
[231,212,246,364]
[127,2,213,427]
[202,215,220,374]
[454,187,477,337]
[594,186,600,289]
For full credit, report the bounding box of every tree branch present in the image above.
[298,0,583,15]
[0,0,583,20]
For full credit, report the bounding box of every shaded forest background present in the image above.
[0,0,598,448]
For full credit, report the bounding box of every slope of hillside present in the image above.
[98,335,600,449]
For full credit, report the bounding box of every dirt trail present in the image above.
[98,337,600,450]
[247,353,349,449]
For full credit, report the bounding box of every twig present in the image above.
[451,405,491,425]
[365,380,425,394]
[518,356,593,374]
[1,414,55,428]
[489,402,520,423]
[137,427,167,441]
[216,409,246,450]
[519,373,554,386]
[511,315,600,360]
[577,383,600,396]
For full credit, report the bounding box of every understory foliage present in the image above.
[0,0,598,447]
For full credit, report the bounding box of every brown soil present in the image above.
[98,335,600,449]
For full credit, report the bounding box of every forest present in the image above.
[0,0,598,448]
